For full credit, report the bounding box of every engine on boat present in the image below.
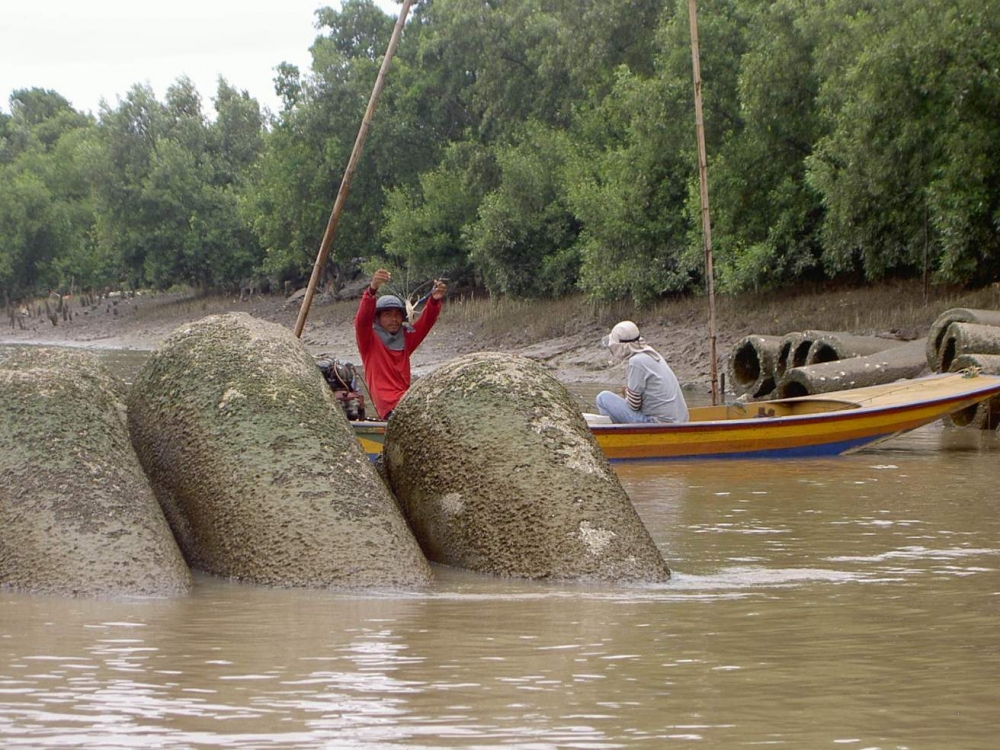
[316,358,366,421]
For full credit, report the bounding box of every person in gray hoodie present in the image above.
[596,320,689,424]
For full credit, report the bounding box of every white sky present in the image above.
[1,0,403,117]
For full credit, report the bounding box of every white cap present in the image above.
[602,320,640,347]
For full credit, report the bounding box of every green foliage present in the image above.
[566,64,698,307]
[248,0,397,282]
[807,2,934,279]
[382,141,496,285]
[807,0,1000,285]
[469,124,580,298]
[245,124,332,280]
[0,169,59,295]
[90,80,264,291]
[0,89,96,298]
[4,0,1000,304]
[915,0,1000,284]
[707,0,825,292]
[213,81,265,184]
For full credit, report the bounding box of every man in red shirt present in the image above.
[354,268,447,419]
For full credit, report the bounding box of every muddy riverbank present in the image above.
[4,281,999,397]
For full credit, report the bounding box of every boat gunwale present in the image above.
[590,375,1000,435]
[349,373,1000,457]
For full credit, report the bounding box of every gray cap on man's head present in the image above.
[375,294,407,319]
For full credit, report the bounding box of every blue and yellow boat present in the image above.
[353,371,1000,462]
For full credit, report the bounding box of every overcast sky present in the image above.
[1,0,402,117]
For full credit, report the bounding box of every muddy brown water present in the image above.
[2,350,999,748]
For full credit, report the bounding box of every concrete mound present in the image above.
[0,345,191,598]
[382,351,671,583]
[126,313,432,589]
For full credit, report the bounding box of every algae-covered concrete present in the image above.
[0,345,191,597]
[126,313,432,589]
[383,351,671,583]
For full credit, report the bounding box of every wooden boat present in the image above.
[352,371,1000,462]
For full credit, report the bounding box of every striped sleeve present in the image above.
[625,387,643,411]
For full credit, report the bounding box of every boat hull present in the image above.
[352,372,1000,462]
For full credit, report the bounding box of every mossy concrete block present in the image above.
[383,351,670,583]
[126,313,431,589]
[0,345,191,598]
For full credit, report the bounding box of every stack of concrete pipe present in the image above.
[926,308,1000,370]
[775,330,817,384]
[728,307,1000,429]
[727,330,825,399]
[728,330,904,399]
[805,332,904,366]
[776,337,928,398]
[927,308,1000,429]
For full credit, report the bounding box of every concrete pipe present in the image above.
[926,308,1000,370]
[937,322,1000,373]
[806,333,901,365]
[778,338,929,398]
[728,334,783,398]
[776,332,807,384]
[947,354,1000,429]
[776,330,834,385]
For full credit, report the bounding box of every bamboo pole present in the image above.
[688,0,719,404]
[294,0,414,338]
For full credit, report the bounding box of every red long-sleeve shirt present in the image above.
[354,289,441,418]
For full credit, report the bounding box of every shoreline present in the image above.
[1,290,668,391]
[10,281,989,396]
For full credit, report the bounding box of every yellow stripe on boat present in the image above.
[352,372,1000,462]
